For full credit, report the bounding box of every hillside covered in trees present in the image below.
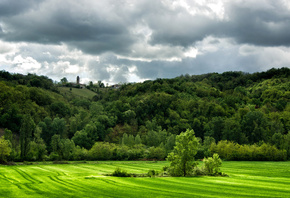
[0,68,289,163]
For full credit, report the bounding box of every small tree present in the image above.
[20,115,35,160]
[27,126,47,161]
[167,129,199,176]
[60,77,68,85]
[0,136,12,163]
[203,153,222,175]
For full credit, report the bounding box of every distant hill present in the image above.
[58,87,97,99]
[0,68,290,162]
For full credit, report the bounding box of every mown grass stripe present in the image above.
[117,177,221,198]
[91,177,192,198]
[1,161,289,198]
[0,172,19,184]
[12,167,40,184]
[36,165,93,192]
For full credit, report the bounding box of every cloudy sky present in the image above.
[1,0,290,84]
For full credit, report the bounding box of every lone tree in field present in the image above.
[167,129,199,176]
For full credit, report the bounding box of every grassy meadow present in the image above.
[58,87,97,99]
[0,161,290,198]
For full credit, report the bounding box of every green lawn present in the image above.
[58,87,97,99]
[1,161,290,197]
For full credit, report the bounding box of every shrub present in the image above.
[145,146,166,160]
[203,153,222,175]
[127,148,144,160]
[72,146,88,161]
[210,141,287,161]
[192,167,206,176]
[89,142,115,160]
[112,167,130,177]
[49,152,60,161]
[160,166,169,176]
[147,169,159,177]
[113,146,129,160]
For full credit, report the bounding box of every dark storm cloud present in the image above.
[0,0,137,54]
[134,45,269,80]
[0,0,44,17]
[223,1,290,46]
[87,60,110,81]
[1,0,290,52]
[146,0,290,47]
[149,14,220,47]
[1,0,290,84]
[143,2,222,47]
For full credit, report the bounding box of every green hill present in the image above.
[58,87,97,99]
[0,67,289,162]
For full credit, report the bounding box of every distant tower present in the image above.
[77,76,80,85]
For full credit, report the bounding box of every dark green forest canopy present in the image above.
[0,67,289,162]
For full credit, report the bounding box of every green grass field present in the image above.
[1,161,290,197]
[58,87,97,99]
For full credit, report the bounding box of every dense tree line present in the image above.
[0,68,289,162]
[0,71,57,91]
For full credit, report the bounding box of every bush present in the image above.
[210,140,287,161]
[89,142,115,160]
[49,152,60,161]
[160,166,169,176]
[145,146,166,160]
[72,146,88,161]
[147,169,159,177]
[113,146,129,160]
[203,153,222,175]
[127,148,144,160]
[112,167,130,177]
[192,167,206,176]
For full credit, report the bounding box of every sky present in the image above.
[1,0,290,85]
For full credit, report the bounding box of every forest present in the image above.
[0,67,289,163]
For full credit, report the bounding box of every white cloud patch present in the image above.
[0,41,15,54]
[11,55,41,73]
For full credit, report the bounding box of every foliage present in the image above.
[145,146,167,160]
[20,115,35,160]
[112,167,130,177]
[0,136,12,163]
[26,126,47,161]
[89,142,115,160]
[72,146,88,160]
[203,153,222,175]
[72,130,93,149]
[210,140,287,161]
[1,68,290,162]
[167,129,199,176]
[50,135,75,160]
[147,169,159,177]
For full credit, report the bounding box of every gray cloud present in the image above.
[0,0,44,17]
[1,0,290,49]
[0,0,137,55]
[0,0,290,84]
[146,0,290,47]
[223,1,290,46]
